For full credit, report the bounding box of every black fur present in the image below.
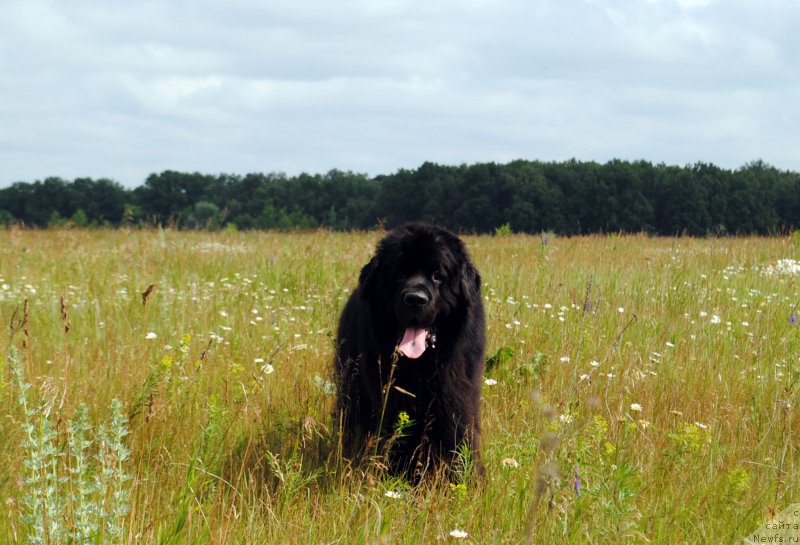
[334,222,486,478]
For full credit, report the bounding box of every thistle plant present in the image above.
[9,347,132,545]
[94,399,132,543]
[11,346,65,545]
[68,403,97,544]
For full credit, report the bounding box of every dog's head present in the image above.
[358,223,481,358]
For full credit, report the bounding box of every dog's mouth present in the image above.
[397,326,436,359]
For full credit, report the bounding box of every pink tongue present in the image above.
[398,327,428,359]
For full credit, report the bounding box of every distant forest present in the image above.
[1,159,798,235]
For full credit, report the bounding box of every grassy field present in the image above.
[0,228,798,544]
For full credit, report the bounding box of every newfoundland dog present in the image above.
[334,222,485,479]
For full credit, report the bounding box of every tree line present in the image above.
[1,159,798,235]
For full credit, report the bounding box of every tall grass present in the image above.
[0,228,797,543]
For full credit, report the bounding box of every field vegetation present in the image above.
[0,228,798,544]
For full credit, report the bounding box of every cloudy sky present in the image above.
[1,0,798,188]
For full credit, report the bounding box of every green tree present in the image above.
[71,208,90,227]
[70,178,127,225]
[505,161,565,232]
[0,209,14,227]
[654,167,710,236]
[187,201,221,230]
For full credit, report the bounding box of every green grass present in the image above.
[0,228,798,544]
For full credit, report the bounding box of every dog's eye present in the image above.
[432,271,444,283]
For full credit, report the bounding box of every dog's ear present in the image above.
[359,257,379,299]
[458,261,481,304]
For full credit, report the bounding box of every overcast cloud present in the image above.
[1,0,798,187]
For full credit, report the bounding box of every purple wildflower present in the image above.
[791,310,798,326]
[573,466,581,497]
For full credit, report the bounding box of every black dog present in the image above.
[335,223,486,478]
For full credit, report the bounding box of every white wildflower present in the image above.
[502,457,519,468]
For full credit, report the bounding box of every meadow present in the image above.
[0,228,798,544]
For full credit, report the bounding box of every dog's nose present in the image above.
[403,291,429,307]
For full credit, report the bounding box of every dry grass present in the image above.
[0,228,798,544]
